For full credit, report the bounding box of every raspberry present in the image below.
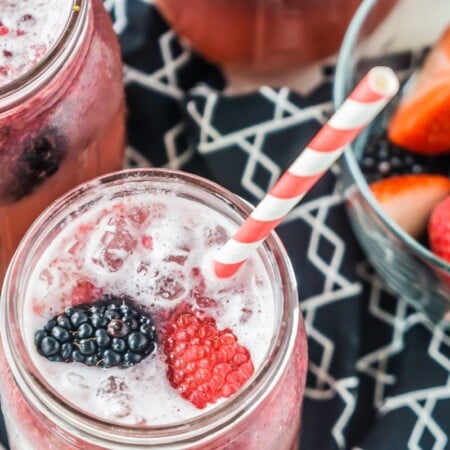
[163,310,254,409]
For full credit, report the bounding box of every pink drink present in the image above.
[0,0,72,84]
[0,0,126,283]
[0,169,307,449]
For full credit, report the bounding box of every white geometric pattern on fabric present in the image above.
[357,261,450,450]
[126,145,153,168]
[187,88,332,200]
[284,171,362,310]
[103,0,128,34]
[163,123,195,169]
[286,176,361,449]
[102,3,450,450]
[124,43,190,101]
[106,0,195,168]
[125,60,194,167]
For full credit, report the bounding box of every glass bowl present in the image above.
[334,0,450,324]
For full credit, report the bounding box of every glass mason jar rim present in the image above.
[333,0,450,275]
[1,168,300,448]
[0,0,88,110]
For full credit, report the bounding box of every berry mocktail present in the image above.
[0,0,126,283]
[0,169,307,449]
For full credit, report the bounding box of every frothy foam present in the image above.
[0,0,73,87]
[23,192,277,426]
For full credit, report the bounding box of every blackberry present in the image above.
[0,127,67,204]
[360,132,450,183]
[35,295,157,368]
[61,343,73,360]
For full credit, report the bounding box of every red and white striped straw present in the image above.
[213,66,399,279]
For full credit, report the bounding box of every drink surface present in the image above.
[24,191,276,426]
[0,0,73,87]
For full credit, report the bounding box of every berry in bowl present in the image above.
[334,0,450,323]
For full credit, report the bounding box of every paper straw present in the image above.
[213,66,399,279]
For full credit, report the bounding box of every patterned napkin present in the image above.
[104,4,450,449]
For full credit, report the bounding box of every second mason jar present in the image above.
[0,0,126,283]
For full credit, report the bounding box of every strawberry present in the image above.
[388,26,450,155]
[162,309,254,409]
[369,174,450,238]
[428,195,450,263]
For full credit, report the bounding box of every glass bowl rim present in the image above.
[333,0,450,274]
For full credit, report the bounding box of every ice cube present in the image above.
[203,225,228,247]
[240,308,253,324]
[67,224,95,257]
[107,399,131,419]
[170,226,195,253]
[163,254,188,266]
[194,294,218,309]
[136,261,149,274]
[91,216,138,272]
[39,268,53,285]
[66,372,89,390]
[128,206,150,226]
[40,261,71,289]
[154,272,186,300]
[96,376,131,419]
[129,203,167,227]
[98,376,128,395]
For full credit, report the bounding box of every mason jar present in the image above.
[0,168,307,449]
[0,0,126,282]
